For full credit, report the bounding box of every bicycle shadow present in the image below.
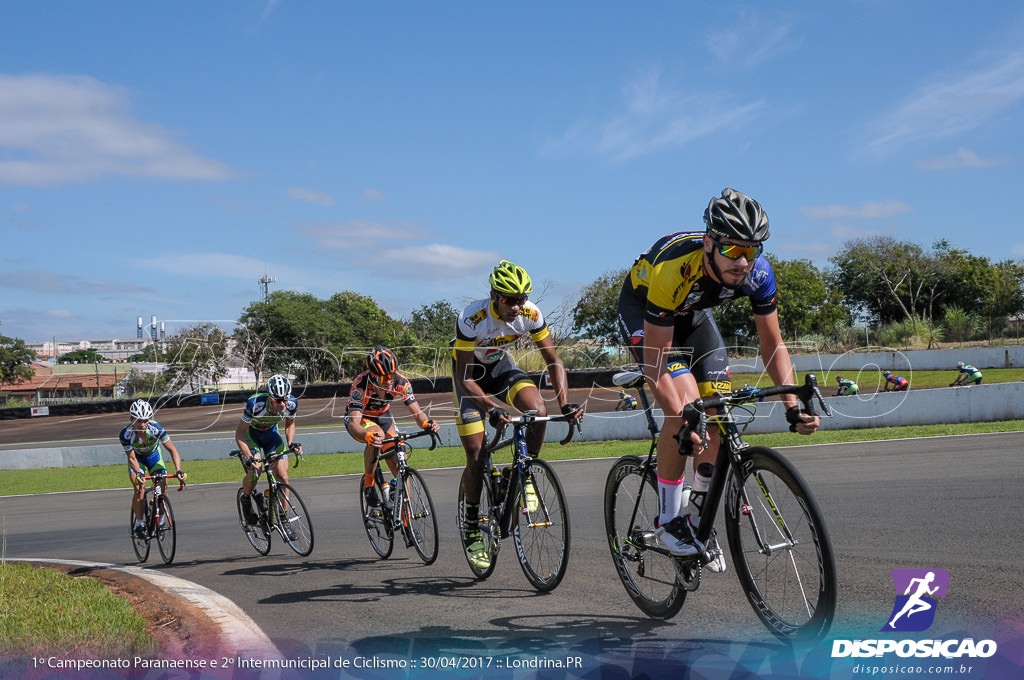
[254,574,520,606]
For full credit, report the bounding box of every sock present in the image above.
[363,472,375,487]
[657,476,686,527]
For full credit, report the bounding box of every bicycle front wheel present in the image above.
[273,483,314,556]
[129,507,150,563]
[402,468,439,565]
[604,456,685,619]
[513,459,570,592]
[359,476,394,559]
[725,446,837,643]
[155,495,177,564]
[236,488,271,555]
[457,474,498,579]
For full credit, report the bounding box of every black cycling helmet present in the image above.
[366,345,398,381]
[704,188,771,242]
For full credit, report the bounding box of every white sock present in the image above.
[657,476,686,526]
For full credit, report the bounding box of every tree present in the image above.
[769,258,851,340]
[163,323,230,392]
[829,236,928,326]
[57,349,105,364]
[0,324,35,386]
[980,260,1024,342]
[128,344,168,362]
[570,269,628,343]
[408,300,459,348]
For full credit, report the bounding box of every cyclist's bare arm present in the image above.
[534,335,570,406]
[283,417,299,451]
[234,419,260,466]
[408,400,440,431]
[163,437,184,473]
[755,311,819,434]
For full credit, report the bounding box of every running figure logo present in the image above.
[882,568,950,632]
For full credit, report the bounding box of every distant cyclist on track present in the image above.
[616,390,639,411]
[951,361,983,387]
[235,374,303,526]
[882,370,909,392]
[120,399,186,538]
[453,259,584,571]
[616,188,819,569]
[346,346,439,507]
[835,374,859,396]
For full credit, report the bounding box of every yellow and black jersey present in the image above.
[625,231,778,326]
[453,297,549,365]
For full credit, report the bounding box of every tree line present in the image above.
[3,235,1023,398]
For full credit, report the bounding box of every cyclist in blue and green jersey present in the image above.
[453,259,583,570]
[617,188,819,565]
[119,399,186,538]
[836,374,859,396]
[235,374,303,524]
[952,361,983,386]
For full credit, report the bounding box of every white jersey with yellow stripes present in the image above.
[453,297,550,365]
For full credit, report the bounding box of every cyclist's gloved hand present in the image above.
[176,469,187,482]
[288,441,302,453]
[422,418,439,432]
[561,403,583,419]
[786,406,819,434]
[365,431,382,447]
[489,407,509,428]
[675,426,703,456]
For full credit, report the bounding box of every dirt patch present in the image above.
[48,563,226,659]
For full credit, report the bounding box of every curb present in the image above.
[21,558,282,660]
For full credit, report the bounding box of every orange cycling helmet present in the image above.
[366,346,397,383]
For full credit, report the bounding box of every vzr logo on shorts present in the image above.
[667,361,688,373]
[882,568,949,632]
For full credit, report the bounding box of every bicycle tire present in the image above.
[129,507,150,563]
[155,495,176,564]
[273,483,314,557]
[724,446,837,643]
[236,488,271,555]
[359,476,394,559]
[511,459,570,591]
[603,456,686,619]
[402,468,439,565]
[457,473,498,579]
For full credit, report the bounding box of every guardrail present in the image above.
[2,381,1021,470]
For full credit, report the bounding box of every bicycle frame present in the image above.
[140,473,185,533]
[372,429,439,532]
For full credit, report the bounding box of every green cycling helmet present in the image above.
[489,259,532,296]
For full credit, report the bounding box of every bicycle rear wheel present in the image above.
[457,473,498,579]
[273,483,314,556]
[359,476,394,559]
[513,459,570,592]
[725,446,837,643]
[236,488,271,555]
[155,495,176,564]
[402,468,439,565]
[129,507,150,563]
[604,456,685,619]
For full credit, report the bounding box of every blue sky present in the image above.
[2,2,1023,343]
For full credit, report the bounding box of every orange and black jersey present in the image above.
[624,231,778,326]
[346,371,417,418]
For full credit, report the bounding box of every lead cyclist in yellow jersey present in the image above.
[617,188,819,563]
[453,259,583,569]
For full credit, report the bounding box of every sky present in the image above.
[2,2,1023,343]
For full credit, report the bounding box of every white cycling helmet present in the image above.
[129,399,154,421]
[266,374,292,399]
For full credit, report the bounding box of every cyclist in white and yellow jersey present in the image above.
[453,260,583,569]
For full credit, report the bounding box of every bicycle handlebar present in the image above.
[484,409,583,453]
[375,428,441,459]
[141,473,186,492]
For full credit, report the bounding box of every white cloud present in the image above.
[288,187,336,206]
[360,188,388,202]
[0,270,154,295]
[706,9,801,68]
[799,200,913,220]
[866,49,1024,154]
[387,244,501,279]
[914,147,1011,170]
[298,219,436,250]
[0,73,240,186]
[545,67,765,161]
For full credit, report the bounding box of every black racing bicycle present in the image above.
[457,411,581,592]
[231,443,314,557]
[604,371,838,643]
[359,429,441,564]
[130,472,185,564]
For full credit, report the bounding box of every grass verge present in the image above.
[0,561,159,663]
[2,419,1023,497]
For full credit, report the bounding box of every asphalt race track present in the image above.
[3,431,1023,676]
